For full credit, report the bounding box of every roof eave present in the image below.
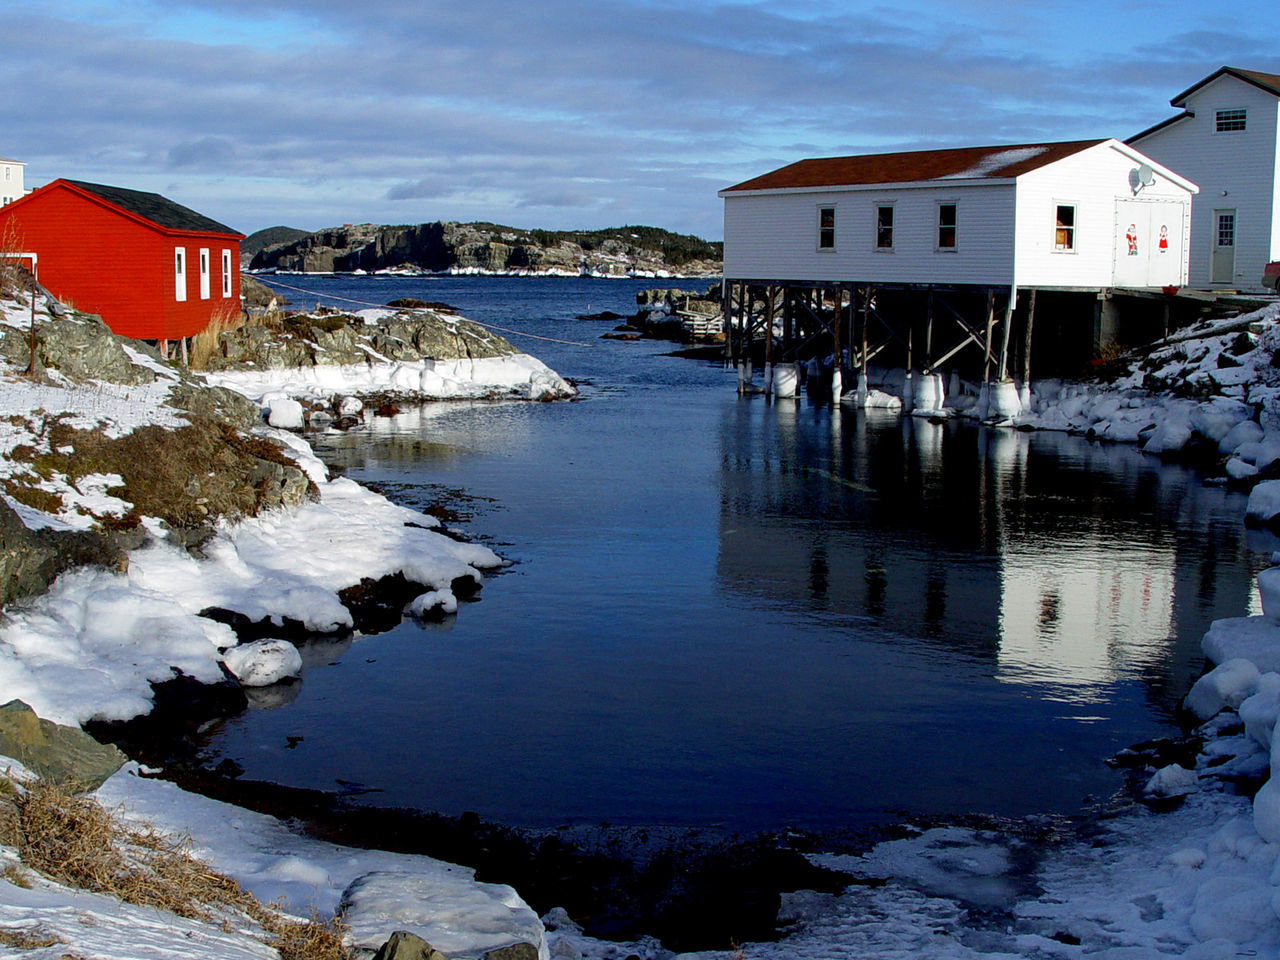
[720,177,1019,198]
[1170,66,1280,107]
[52,180,242,239]
[1128,111,1194,143]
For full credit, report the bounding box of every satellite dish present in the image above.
[1129,165,1157,195]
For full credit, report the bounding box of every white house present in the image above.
[0,157,25,207]
[1130,67,1280,292]
[720,139,1197,292]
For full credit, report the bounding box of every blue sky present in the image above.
[3,0,1276,239]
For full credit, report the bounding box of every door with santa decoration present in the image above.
[1113,199,1185,287]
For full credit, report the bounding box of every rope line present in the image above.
[250,274,600,348]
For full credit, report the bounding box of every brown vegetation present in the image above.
[0,776,350,960]
[189,302,245,372]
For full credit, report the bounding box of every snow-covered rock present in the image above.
[1184,659,1262,720]
[1247,481,1280,527]
[1145,764,1199,798]
[222,639,303,687]
[341,870,549,960]
[265,397,305,430]
[1203,616,1280,673]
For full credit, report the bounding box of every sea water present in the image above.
[203,274,1275,832]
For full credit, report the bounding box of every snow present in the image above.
[221,639,303,686]
[205,353,575,407]
[0,758,550,960]
[1184,658,1261,720]
[1248,480,1280,526]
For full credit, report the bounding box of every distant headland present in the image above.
[244,221,723,277]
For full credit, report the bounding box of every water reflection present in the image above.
[716,401,1268,714]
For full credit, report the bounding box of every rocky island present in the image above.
[247,222,723,277]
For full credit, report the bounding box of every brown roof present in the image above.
[1170,66,1280,106]
[721,140,1106,193]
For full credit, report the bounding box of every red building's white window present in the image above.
[222,250,232,297]
[199,248,210,300]
[174,248,187,301]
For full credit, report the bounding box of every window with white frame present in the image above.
[1054,204,1075,251]
[875,204,894,250]
[936,202,957,250]
[817,206,836,250]
[199,248,210,299]
[3,167,9,181]
[221,249,232,297]
[1215,108,1247,132]
[174,247,187,301]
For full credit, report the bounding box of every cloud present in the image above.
[2,1,1277,238]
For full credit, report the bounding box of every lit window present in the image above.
[818,206,836,250]
[199,248,210,300]
[221,250,232,297]
[937,203,957,250]
[174,248,187,301]
[1215,108,1247,132]
[876,205,894,249]
[1054,205,1075,251]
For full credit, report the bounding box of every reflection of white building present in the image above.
[997,539,1174,702]
[0,157,25,207]
[717,409,1259,705]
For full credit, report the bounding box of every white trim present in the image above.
[174,247,187,301]
[221,249,232,298]
[935,200,958,252]
[816,203,837,252]
[874,201,896,252]
[198,248,210,300]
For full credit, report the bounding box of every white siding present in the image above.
[1013,141,1193,289]
[723,183,1017,285]
[0,159,24,207]
[1133,75,1280,290]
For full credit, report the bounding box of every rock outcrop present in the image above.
[250,221,722,277]
[201,306,517,371]
[0,700,127,789]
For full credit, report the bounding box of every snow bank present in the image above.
[0,759,548,960]
[205,353,575,407]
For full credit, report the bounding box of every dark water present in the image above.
[207,274,1276,833]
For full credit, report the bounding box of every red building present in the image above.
[0,179,243,341]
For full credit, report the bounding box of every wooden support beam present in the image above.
[1022,288,1036,387]
[998,286,1016,381]
[982,289,996,384]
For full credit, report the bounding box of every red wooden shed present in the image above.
[0,178,243,340]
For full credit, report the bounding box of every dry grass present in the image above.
[1,777,351,960]
[189,301,246,371]
[0,924,64,949]
[0,219,31,300]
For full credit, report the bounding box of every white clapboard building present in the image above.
[719,138,1197,292]
[1130,66,1280,292]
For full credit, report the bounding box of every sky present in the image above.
[1,1,1277,240]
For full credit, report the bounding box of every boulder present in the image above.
[0,314,154,385]
[371,931,450,960]
[0,699,127,789]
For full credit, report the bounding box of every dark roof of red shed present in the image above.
[721,140,1106,193]
[63,180,240,236]
[1170,66,1280,106]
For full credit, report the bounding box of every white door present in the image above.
[1211,210,1236,285]
[1114,200,1185,287]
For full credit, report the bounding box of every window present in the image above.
[817,206,836,250]
[221,249,232,297]
[1054,204,1075,251]
[1215,108,1247,132]
[174,247,187,301]
[3,167,9,181]
[876,204,894,250]
[199,248,210,299]
[1217,212,1235,247]
[936,203,957,250]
